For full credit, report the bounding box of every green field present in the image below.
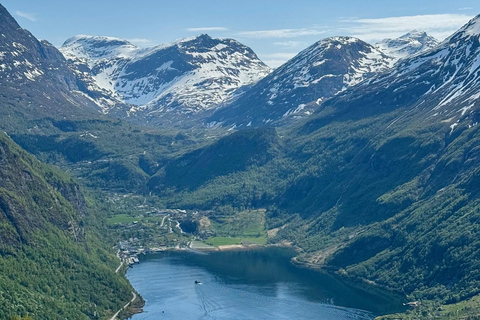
[205,236,268,246]
[107,214,140,224]
[205,209,268,247]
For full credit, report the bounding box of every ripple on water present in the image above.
[126,249,398,320]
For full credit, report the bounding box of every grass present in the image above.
[211,209,267,236]
[107,214,139,224]
[205,236,268,246]
[204,209,268,247]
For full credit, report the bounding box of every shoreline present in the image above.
[120,243,406,320]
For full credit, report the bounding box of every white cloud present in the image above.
[264,60,287,68]
[458,7,473,11]
[126,38,154,47]
[262,52,297,59]
[15,11,37,22]
[340,14,474,42]
[237,28,324,39]
[273,41,304,48]
[186,27,228,32]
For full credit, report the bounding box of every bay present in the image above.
[126,247,405,320]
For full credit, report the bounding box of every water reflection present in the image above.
[127,247,404,320]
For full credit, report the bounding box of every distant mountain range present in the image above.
[209,30,440,128]
[58,29,439,128]
[0,11,443,131]
[327,16,480,131]
[60,34,271,126]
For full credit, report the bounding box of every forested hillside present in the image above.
[145,15,480,309]
[0,132,133,319]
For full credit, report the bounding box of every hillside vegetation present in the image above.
[145,81,480,308]
[0,132,133,319]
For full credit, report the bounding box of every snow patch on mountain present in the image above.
[60,34,271,121]
[376,30,439,60]
[209,36,395,127]
[343,15,480,131]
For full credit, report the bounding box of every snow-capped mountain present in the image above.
[376,30,439,60]
[325,14,480,131]
[209,37,395,128]
[60,34,271,124]
[0,4,114,121]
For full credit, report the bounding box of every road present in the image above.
[115,260,124,273]
[110,292,137,320]
[160,214,168,227]
[115,249,123,273]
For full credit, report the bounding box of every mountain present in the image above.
[3,0,480,317]
[0,4,124,130]
[375,30,439,60]
[147,14,480,310]
[325,15,480,131]
[60,34,271,126]
[208,37,395,128]
[0,132,135,319]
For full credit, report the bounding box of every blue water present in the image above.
[126,247,404,320]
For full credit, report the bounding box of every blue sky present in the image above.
[2,0,479,67]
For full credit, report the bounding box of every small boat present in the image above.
[194,280,202,285]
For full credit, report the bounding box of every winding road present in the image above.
[160,214,168,227]
[110,292,137,320]
[115,250,123,274]
[111,250,136,320]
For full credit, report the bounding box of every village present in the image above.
[108,203,214,267]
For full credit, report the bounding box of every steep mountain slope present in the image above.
[148,128,280,193]
[148,14,480,307]
[322,15,480,132]
[209,37,395,128]
[60,34,271,125]
[0,132,134,319]
[376,30,439,60]
[287,12,480,302]
[0,4,123,130]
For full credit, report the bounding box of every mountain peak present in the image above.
[61,35,138,61]
[400,30,428,39]
[324,36,360,44]
[59,32,271,123]
[454,14,480,38]
[376,30,438,60]
[0,3,27,37]
[192,33,212,41]
[209,35,394,127]
[62,35,135,48]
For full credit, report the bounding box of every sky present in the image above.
[2,0,479,68]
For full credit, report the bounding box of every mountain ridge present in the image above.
[145,14,480,310]
[60,34,271,126]
[0,3,130,129]
[208,36,395,128]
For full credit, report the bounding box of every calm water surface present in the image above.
[126,247,404,320]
